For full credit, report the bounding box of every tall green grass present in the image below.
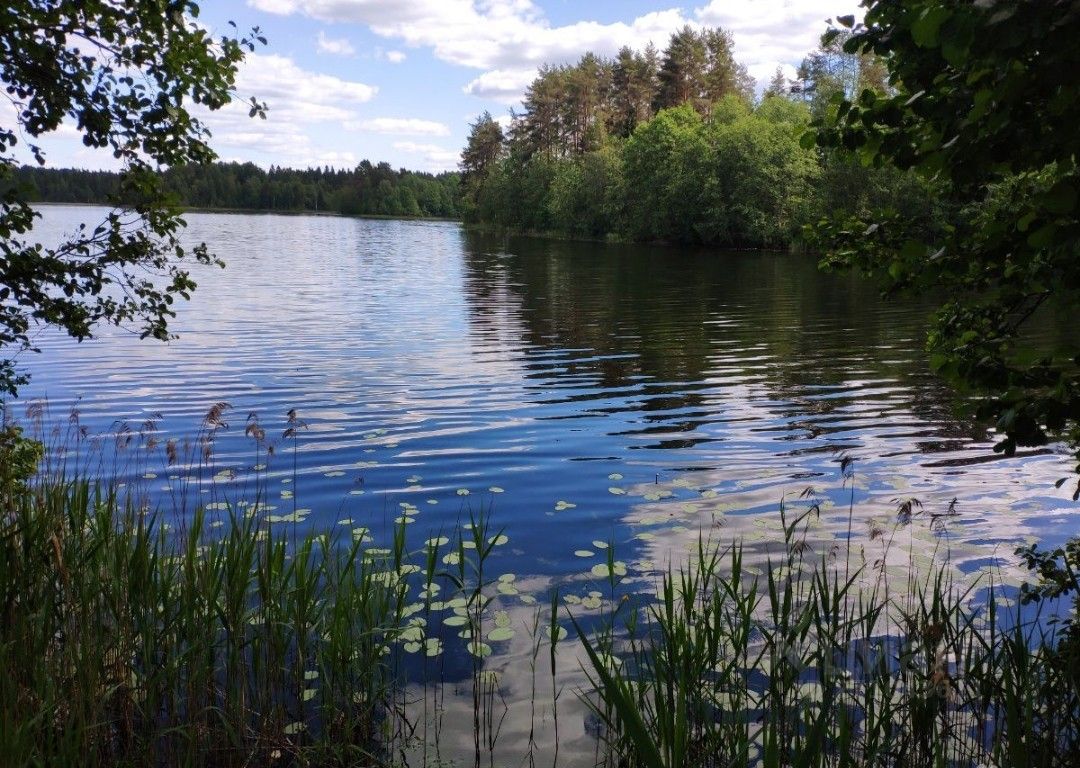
[575,505,1080,767]
[3,415,1079,767]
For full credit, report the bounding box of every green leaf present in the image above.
[911,7,950,48]
[1042,180,1077,215]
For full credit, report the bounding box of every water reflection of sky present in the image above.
[15,206,1079,765]
[20,206,1078,562]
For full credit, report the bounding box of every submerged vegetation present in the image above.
[3,409,1079,767]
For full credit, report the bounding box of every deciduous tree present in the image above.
[0,0,265,395]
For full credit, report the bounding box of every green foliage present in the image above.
[578,511,1080,767]
[701,103,819,246]
[1,1,265,397]
[807,0,1080,478]
[0,424,42,499]
[460,111,505,220]
[461,25,924,250]
[623,105,710,242]
[11,162,462,219]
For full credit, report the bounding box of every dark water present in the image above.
[16,205,1078,762]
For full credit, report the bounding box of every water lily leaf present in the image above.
[545,625,568,642]
[608,487,626,495]
[608,473,623,480]
[575,549,595,558]
[444,615,469,627]
[489,486,504,493]
[468,640,493,658]
[488,627,514,642]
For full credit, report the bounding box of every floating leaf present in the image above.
[489,486,504,493]
[456,488,470,496]
[608,473,623,480]
[574,550,595,558]
[284,722,306,735]
[426,536,450,547]
[443,615,469,627]
[554,500,576,511]
[545,625,568,642]
[488,534,509,546]
[468,640,493,658]
[324,470,345,477]
[592,541,609,550]
[608,487,626,495]
[302,688,317,702]
[488,627,514,642]
[493,610,511,628]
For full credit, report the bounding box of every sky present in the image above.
[27,0,862,174]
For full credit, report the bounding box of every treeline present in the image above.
[13,161,462,218]
[460,26,940,247]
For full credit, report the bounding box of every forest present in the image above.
[460,25,942,248]
[11,161,462,219]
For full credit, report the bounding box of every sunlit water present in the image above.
[14,205,1079,762]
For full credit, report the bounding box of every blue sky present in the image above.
[29,1,861,173]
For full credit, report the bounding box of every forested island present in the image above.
[459,26,941,248]
[11,161,461,219]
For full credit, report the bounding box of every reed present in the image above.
[3,414,1078,767]
[574,504,1080,768]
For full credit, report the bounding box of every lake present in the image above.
[15,205,1078,761]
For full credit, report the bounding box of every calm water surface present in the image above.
[16,205,1079,759]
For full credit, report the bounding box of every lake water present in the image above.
[14,205,1079,761]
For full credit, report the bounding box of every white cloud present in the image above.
[392,140,460,172]
[384,50,407,63]
[247,1,861,102]
[346,117,451,136]
[316,30,356,56]
[196,52,377,168]
[230,52,376,124]
[462,68,535,103]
